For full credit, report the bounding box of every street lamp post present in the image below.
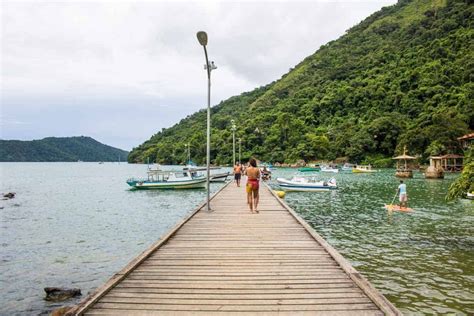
[197,31,217,212]
[238,138,241,164]
[231,119,236,166]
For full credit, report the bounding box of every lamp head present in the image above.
[196,31,208,46]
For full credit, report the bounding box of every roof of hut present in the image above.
[392,154,416,160]
[439,154,463,159]
[393,146,416,160]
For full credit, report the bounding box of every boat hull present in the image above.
[320,168,339,173]
[352,168,376,173]
[210,172,230,182]
[127,178,206,189]
[298,167,320,172]
[278,184,335,192]
[277,178,337,192]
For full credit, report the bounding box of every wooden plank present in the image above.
[89,302,379,311]
[111,285,360,294]
[98,297,374,305]
[106,290,366,299]
[85,310,383,316]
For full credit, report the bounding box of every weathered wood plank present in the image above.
[85,310,383,316]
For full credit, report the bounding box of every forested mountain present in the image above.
[129,0,473,166]
[0,136,128,162]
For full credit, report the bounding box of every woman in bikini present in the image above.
[245,158,260,213]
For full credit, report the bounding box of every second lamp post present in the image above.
[231,119,236,166]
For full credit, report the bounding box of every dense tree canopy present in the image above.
[129,0,473,166]
[0,137,128,162]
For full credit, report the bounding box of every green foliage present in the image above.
[0,137,128,162]
[447,147,473,200]
[129,0,473,165]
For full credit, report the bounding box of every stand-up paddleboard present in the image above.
[384,204,413,212]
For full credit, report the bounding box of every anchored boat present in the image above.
[341,163,355,172]
[298,166,320,172]
[184,166,231,182]
[127,169,206,189]
[277,176,337,192]
[320,165,339,173]
[353,165,377,173]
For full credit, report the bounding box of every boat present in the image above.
[320,165,339,173]
[384,204,413,212]
[277,176,337,192]
[352,165,376,173]
[260,166,272,181]
[184,166,230,182]
[467,192,474,200]
[127,169,206,189]
[341,163,354,171]
[298,166,320,172]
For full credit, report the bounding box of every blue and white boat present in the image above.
[127,169,206,189]
[320,165,339,173]
[341,163,355,171]
[277,176,337,192]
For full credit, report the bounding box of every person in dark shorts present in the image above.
[233,162,242,187]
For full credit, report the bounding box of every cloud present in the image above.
[1,0,396,149]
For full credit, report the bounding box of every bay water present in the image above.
[1,163,472,314]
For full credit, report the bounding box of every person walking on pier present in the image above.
[397,180,408,210]
[233,162,242,187]
[245,158,260,213]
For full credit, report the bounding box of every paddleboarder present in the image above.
[397,180,408,210]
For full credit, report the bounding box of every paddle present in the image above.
[387,191,398,209]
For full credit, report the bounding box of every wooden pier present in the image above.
[69,181,400,315]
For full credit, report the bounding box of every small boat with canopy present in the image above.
[277,176,337,192]
[127,169,206,189]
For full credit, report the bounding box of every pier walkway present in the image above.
[70,181,400,315]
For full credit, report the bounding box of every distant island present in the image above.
[0,136,128,162]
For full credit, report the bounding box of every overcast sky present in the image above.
[1,0,396,151]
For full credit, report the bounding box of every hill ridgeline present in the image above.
[0,136,129,162]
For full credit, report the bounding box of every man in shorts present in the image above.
[233,162,242,187]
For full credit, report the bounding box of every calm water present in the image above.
[269,168,474,315]
[0,163,227,315]
[1,163,473,315]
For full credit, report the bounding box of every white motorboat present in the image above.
[353,165,377,173]
[277,176,337,192]
[320,165,339,173]
[184,166,231,182]
[127,169,206,189]
[341,163,355,171]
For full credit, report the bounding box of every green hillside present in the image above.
[0,136,128,162]
[129,0,473,165]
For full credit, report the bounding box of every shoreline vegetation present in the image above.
[128,0,472,170]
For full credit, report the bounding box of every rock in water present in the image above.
[3,192,15,199]
[44,287,81,302]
